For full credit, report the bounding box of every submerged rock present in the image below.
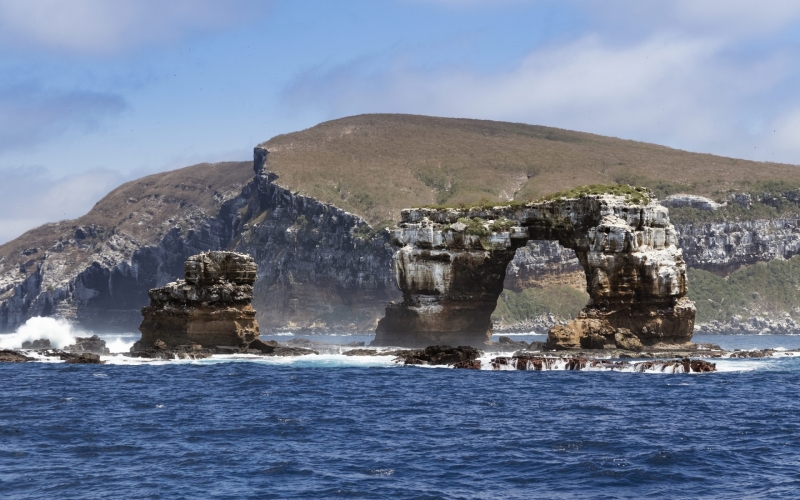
[134,252,260,351]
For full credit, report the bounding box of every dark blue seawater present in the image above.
[2,344,800,499]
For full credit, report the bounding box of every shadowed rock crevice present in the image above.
[373,194,695,348]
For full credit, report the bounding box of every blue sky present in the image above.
[3,0,800,243]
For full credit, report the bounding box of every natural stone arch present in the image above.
[372,194,695,348]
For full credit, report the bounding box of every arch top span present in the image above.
[372,194,696,349]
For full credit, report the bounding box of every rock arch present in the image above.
[372,195,695,348]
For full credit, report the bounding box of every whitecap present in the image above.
[0,317,78,349]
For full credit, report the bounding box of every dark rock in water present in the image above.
[527,341,546,351]
[271,347,318,357]
[286,338,320,347]
[0,350,33,362]
[633,358,716,373]
[66,335,110,355]
[730,349,775,358]
[129,339,176,360]
[345,341,365,347]
[451,360,482,369]
[394,345,481,366]
[490,355,716,373]
[246,338,278,354]
[63,353,104,364]
[489,336,530,351]
[21,339,51,349]
[343,348,378,356]
[135,251,260,351]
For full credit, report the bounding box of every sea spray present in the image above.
[0,316,78,349]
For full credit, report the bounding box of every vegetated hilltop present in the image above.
[259,113,799,225]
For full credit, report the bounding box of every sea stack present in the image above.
[134,251,259,350]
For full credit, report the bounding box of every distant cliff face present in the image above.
[0,155,400,334]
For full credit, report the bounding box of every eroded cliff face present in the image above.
[373,195,695,348]
[231,148,400,332]
[675,218,800,273]
[0,155,399,334]
[136,252,259,349]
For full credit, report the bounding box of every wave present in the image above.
[0,317,80,349]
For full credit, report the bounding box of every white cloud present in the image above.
[0,166,125,244]
[0,0,269,55]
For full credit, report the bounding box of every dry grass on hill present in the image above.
[260,114,800,225]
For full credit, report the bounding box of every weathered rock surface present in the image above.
[0,349,32,362]
[373,194,696,348]
[490,355,716,372]
[393,345,482,366]
[134,251,260,350]
[63,353,104,364]
[661,194,723,211]
[66,335,109,355]
[21,338,51,349]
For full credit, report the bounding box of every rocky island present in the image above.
[133,251,260,351]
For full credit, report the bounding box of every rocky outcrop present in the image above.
[490,355,716,373]
[66,335,109,355]
[373,194,695,348]
[0,350,32,362]
[134,251,259,350]
[392,345,482,366]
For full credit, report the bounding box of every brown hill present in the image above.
[259,114,800,225]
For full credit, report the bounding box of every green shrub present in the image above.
[541,184,651,205]
[457,217,491,237]
[489,218,516,233]
[688,256,800,322]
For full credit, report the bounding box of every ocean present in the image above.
[1,333,800,498]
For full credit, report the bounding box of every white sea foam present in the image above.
[0,317,79,349]
[105,336,136,353]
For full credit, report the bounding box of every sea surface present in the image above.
[2,331,800,498]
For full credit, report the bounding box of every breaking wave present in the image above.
[0,316,79,349]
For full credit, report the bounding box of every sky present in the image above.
[2,0,800,243]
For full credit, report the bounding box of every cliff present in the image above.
[1,114,799,335]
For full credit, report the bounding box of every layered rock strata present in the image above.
[134,251,259,350]
[373,195,695,348]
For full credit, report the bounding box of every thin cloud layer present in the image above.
[0,0,269,55]
[0,84,125,152]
